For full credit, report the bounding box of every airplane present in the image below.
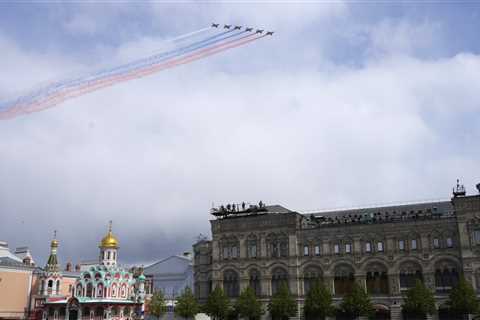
[224,24,231,29]
[245,27,253,32]
[255,29,264,34]
[234,25,242,30]
[211,23,219,28]
[266,31,274,36]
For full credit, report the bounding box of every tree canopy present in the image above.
[234,287,264,320]
[204,286,231,320]
[402,280,436,317]
[175,287,200,319]
[268,283,297,320]
[148,290,167,319]
[339,281,374,318]
[447,277,479,316]
[303,280,335,320]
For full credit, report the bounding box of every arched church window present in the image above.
[107,251,111,260]
[97,283,104,297]
[86,283,93,298]
[247,235,258,258]
[56,280,60,293]
[76,284,82,297]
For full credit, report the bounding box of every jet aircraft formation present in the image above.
[211,23,274,35]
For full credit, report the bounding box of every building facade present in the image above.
[193,184,480,320]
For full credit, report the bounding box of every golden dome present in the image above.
[51,239,59,248]
[100,222,119,248]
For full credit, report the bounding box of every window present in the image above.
[377,242,384,252]
[334,244,340,254]
[345,243,352,253]
[223,247,229,259]
[399,240,405,251]
[446,238,453,248]
[271,268,288,295]
[113,251,116,260]
[224,270,240,297]
[249,269,261,296]
[107,251,111,259]
[365,242,372,253]
[474,230,480,244]
[231,246,238,258]
[314,245,320,256]
[433,238,440,248]
[411,239,417,250]
[248,237,257,258]
[304,245,309,256]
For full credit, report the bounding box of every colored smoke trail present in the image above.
[0,27,269,120]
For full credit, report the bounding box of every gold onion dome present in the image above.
[100,222,119,248]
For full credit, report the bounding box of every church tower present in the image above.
[99,221,119,266]
[40,231,62,296]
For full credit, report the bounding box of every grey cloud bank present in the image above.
[0,3,479,266]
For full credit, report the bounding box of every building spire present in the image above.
[46,231,59,272]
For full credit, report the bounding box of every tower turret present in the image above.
[40,231,62,296]
[99,221,119,266]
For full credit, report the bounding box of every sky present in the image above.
[0,2,479,267]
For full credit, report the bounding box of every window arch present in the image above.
[435,260,460,292]
[223,270,239,297]
[399,261,423,290]
[303,266,323,294]
[365,262,389,295]
[249,269,261,296]
[271,267,289,295]
[221,236,239,260]
[334,264,355,295]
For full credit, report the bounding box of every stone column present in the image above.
[239,238,247,259]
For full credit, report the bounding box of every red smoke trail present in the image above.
[1,34,266,119]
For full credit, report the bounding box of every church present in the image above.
[33,224,146,320]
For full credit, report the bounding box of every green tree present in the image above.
[175,287,200,319]
[204,286,230,320]
[268,283,297,320]
[447,277,479,318]
[148,290,167,320]
[303,280,335,320]
[234,287,264,320]
[340,282,374,319]
[402,280,436,318]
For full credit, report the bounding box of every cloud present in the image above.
[0,4,479,267]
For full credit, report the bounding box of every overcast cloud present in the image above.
[0,2,479,267]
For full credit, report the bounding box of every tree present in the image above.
[234,287,264,320]
[204,286,230,320]
[447,277,479,318]
[303,280,335,320]
[340,282,374,319]
[175,287,200,319]
[402,280,436,319]
[148,290,167,320]
[268,283,297,320]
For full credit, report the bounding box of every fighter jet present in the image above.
[234,25,242,30]
[266,31,274,36]
[224,24,231,29]
[255,29,264,34]
[245,27,253,32]
[211,23,219,28]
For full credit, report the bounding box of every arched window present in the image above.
[435,261,460,292]
[112,284,117,297]
[249,269,261,296]
[221,237,239,260]
[86,283,93,298]
[97,283,104,297]
[112,307,119,317]
[271,267,289,295]
[365,263,389,295]
[303,266,323,294]
[47,280,53,294]
[76,284,82,297]
[267,234,288,258]
[83,307,90,319]
[223,270,239,297]
[334,265,355,295]
[399,261,423,290]
[56,280,60,293]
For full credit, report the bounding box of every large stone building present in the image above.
[193,183,480,320]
